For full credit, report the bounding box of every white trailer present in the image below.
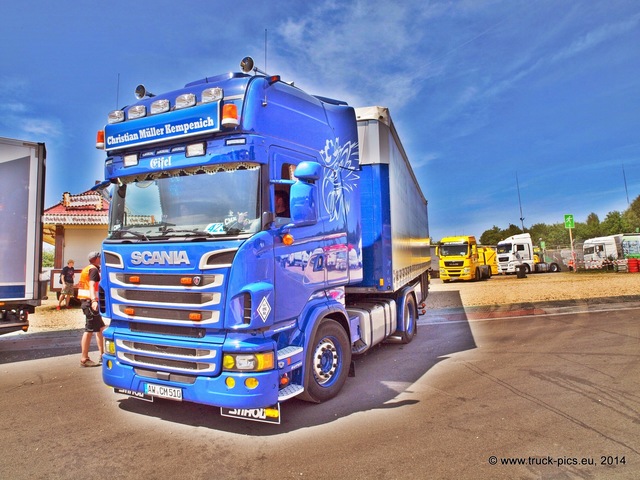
[0,137,46,335]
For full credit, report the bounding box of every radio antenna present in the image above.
[264,29,268,74]
[516,172,525,231]
[116,73,120,109]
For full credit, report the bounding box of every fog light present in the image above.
[225,377,236,389]
[245,377,259,390]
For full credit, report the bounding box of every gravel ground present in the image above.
[426,271,640,309]
[18,271,640,333]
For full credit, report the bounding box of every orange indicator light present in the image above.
[180,277,193,285]
[189,312,202,321]
[124,307,135,315]
[282,233,294,246]
[222,104,239,128]
[129,276,140,284]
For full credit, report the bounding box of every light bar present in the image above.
[150,99,170,115]
[108,110,125,124]
[128,105,146,120]
[175,93,196,109]
[202,87,223,103]
[186,142,206,158]
[124,154,139,167]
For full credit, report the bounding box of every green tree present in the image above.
[42,248,54,268]
[479,225,503,245]
[601,211,630,235]
[584,212,601,238]
[479,194,640,245]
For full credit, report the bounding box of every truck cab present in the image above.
[437,235,494,281]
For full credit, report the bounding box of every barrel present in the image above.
[628,258,639,273]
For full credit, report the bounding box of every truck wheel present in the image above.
[399,294,417,344]
[550,263,559,272]
[523,264,531,274]
[300,319,351,403]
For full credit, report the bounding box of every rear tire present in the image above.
[399,294,418,344]
[299,319,351,403]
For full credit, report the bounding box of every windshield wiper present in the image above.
[110,229,149,241]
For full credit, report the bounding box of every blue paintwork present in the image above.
[99,68,426,411]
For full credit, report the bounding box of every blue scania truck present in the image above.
[96,58,430,423]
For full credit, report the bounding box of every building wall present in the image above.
[60,226,107,268]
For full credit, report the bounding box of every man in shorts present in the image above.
[78,251,105,367]
[57,259,75,310]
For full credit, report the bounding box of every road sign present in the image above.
[564,214,575,229]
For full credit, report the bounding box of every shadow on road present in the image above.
[113,291,476,434]
[0,328,91,364]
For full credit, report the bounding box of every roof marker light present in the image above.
[222,104,239,128]
[108,110,125,124]
[128,105,146,120]
[150,99,170,115]
[202,87,223,103]
[175,93,196,110]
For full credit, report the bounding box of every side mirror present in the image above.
[290,161,322,226]
[293,161,323,182]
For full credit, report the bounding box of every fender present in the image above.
[294,298,351,402]
[299,299,350,351]
[394,281,420,334]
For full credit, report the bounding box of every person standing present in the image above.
[78,251,105,367]
[57,259,75,310]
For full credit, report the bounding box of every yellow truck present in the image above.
[436,236,498,282]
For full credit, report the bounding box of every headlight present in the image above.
[105,340,116,355]
[223,352,274,372]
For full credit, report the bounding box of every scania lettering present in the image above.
[96,57,430,423]
[130,250,190,265]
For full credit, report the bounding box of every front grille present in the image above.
[116,288,217,304]
[134,367,197,384]
[130,322,206,338]
[122,340,210,358]
[122,352,209,371]
[119,305,214,322]
[114,273,220,287]
[445,261,464,267]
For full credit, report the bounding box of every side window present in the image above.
[274,163,294,219]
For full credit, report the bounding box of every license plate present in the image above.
[144,383,183,401]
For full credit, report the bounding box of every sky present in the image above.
[1,0,638,242]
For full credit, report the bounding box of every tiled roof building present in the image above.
[43,188,109,272]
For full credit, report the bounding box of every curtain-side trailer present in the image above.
[0,137,46,335]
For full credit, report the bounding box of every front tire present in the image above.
[300,319,351,403]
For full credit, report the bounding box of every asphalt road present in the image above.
[1,302,638,479]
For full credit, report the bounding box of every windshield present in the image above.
[440,243,469,256]
[496,243,512,254]
[108,162,261,240]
